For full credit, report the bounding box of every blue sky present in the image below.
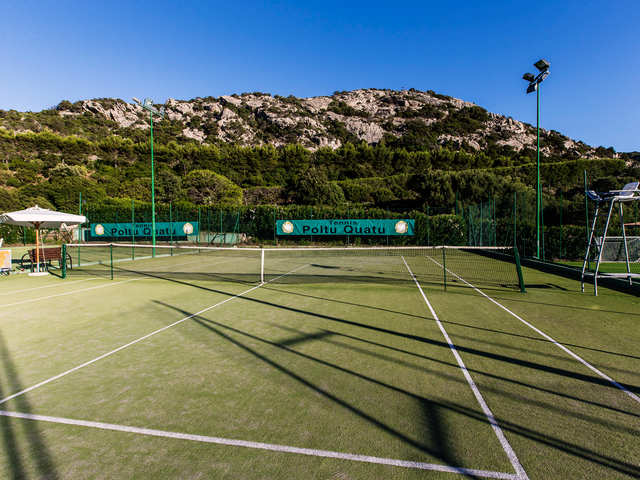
[1,0,638,152]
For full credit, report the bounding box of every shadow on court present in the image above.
[0,328,58,480]
[154,300,640,478]
[155,300,476,472]
[123,264,640,399]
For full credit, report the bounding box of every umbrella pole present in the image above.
[36,228,40,272]
[28,221,48,276]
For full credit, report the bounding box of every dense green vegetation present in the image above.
[0,127,634,215]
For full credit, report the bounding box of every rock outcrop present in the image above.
[48,88,603,158]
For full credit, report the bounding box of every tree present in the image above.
[182,169,242,206]
[288,166,346,206]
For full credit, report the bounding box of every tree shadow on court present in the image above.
[272,323,640,423]
[135,266,640,398]
[260,284,640,366]
[0,328,58,480]
[154,300,480,475]
[155,300,640,478]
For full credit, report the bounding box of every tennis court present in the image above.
[0,246,638,479]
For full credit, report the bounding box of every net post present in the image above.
[261,249,265,284]
[513,247,526,292]
[61,244,67,279]
[110,243,114,280]
[443,246,447,291]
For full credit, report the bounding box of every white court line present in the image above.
[0,263,311,406]
[0,277,99,296]
[0,257,245,308]
[0,410,518,479]
[428,256,640,405]
[0,278,145,309]
[402,257,529,480]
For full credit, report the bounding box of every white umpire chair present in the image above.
[582,182,640,295]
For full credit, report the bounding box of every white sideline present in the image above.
[0,256,245,308]
[0,278,144,309]
[0,277,99,296]
[0,410,519,479]
[402,257,529,480]
[0,283,263,406]
[0,263,311,406]
[428,256,640,405]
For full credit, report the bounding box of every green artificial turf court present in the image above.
[0,250,638,479]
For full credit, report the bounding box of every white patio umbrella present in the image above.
[0,205,86,276]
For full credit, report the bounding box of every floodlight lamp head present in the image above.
[534,59,550,72]
[526,83,538,94]
[132,97,141,105]
[143,98,154,107]
[159,106,166,117]
[523,73,535,82]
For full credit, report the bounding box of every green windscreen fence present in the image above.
[62,243,525,291]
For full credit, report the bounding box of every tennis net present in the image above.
[62,243,525,290]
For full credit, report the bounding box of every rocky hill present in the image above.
[2,88,616,160]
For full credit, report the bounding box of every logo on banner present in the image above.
[395,221,408,234]
[282,221,294,234]
[95,224,105,236]
[183,223,194,235]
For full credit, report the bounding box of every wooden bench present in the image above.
[21,247,72,272]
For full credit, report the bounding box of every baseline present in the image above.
[0,410,519,479]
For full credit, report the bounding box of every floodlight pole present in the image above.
[536,85,541,259]
[133,97,165,257]
[523,59,550,259]
[150,110,156,255]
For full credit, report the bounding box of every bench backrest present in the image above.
[29,247,63,261]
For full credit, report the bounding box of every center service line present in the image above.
[402,257,530,480]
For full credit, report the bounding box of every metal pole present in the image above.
[523,190,526,257]
[559,188,563,261]
[513,192,517,248]
[427,206,430,246]
[150,111,156,257]
[443,247,447,291]
[536,85,541,259]
[132,198,135,260]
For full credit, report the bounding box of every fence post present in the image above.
[513,192,517,248]
[131,199,135,260]
[523,191,526,257]
[427,206,430,246]
[443,247,447,291]
[61,244,67,279]
[541,191,545,261]
[559,188,563,261]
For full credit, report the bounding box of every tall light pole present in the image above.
[132,97,165,255]
[523,59,550,259]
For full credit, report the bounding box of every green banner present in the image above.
[277,219,414,236]
[91,222,199,238]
